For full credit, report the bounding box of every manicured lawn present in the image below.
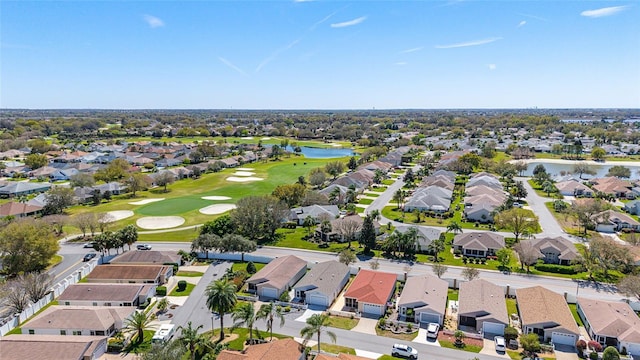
[326,315,359,330]
[382,179,395,185]
[448,289,459,301]
[439,339,482,353]
[378,356,405,360]
[138,227,200,242]
[273,227,347,253]
[47,254,63,269]
[359,198,373,205]
[207,328,288,350]
[363,192,380,198]
[169,282,195,296]
[508,350,523,360]
[137,196,213,216]
[176,270,204,277]
[123,329,155,354]
[375,328,418,342]
[320,343,356,355]
[506,298,518,317]
[370,186,387,192]
[568,304,584,327]
[231,261,266,273]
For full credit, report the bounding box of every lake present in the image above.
[267,145,354,159]
[523,161,640,179]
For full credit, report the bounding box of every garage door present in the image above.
[261,288,278,299]
[307,294,328,308]
[363,303,383,316]
[420,312,441,325]
[625,343,640,356]
[551,332,576,346]
[483,322,505,336]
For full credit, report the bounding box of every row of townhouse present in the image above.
[463,172,507,223]
[404,170,456,213]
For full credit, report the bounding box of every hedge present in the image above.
[156,286,167,296]
[534,263,577,274]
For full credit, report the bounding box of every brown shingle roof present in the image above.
[529,236,580,262]
[458,279,508,325]
[0,335,106,360]
[0,202,43,216]
[398,274,448,316]
[109,250,181,264]
[578,297,640,343]
[23,306,135,330]
[58,284,143,302]
[87,264,168,281]
[344,269,397,305]
[515,286,579,335]
[217,338,303,360]
[453,232,505,251]
[247,255,307,290]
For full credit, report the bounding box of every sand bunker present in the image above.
[103,210,134,222]
[236,167,254,171]
[330,143,342,147]
[240,136,254,140]
[227,176,264,183]
[201,196,232,200]
[129,198,165,205]
[136,216,185,230]
[233,171,255,177]
[261,137,271,140]
[199,204,237,215]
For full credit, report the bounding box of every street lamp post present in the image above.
[211,312,215,332]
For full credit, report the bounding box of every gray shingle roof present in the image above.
[294,260,349,296]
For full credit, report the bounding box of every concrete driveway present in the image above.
[480,338,510,358]
[295,308,324,323]
[351,317,378,335]
[554,345,579,360]
[413,328,441,346]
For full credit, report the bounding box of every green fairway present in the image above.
[137,197,212,215]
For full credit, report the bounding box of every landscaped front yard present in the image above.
[326,315,359,330]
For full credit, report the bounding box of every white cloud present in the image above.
[435,37,502,49]
[400,47,423,54]
[310,11,338,31]
[517,20,527,28]
[143,14,165,28]
[488,64,496,70]
[256,39,301,73]
[581,5,629,18]
[218,57,248,77]
[395,62,407,66]
[330,16,367,28]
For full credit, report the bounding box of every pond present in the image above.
[264,145,354,159]
[523,161,640,179]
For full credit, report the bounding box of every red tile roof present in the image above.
[344,269,396,305]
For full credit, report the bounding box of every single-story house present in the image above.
[344,269,397,317]
[577,297,640,354]
[21,306,135,337]
[315,215,380,243]
[623,200,640,216]
[217,338,304,360]
[0,182,51,198]
[397,274,448,325]
[293,260,350,309]
[458,279,508,336]
[394,225,442,252]
[318,184,349,204]
[453,232,505,258]
[289,204,340,226]
[404,186,452,213]
[591,177,633,199]
[109,250,182,265]
[58,284,154,307]
[516,286,580,347]
[0,335,107,360]
[246,255,307,300]
[85,265,172,284]
[0,202,44,218]
[592,210,640,233]
[528,237,581,265]
[464,203,497,223]
[555,180,593,197]
[92,182,126,195]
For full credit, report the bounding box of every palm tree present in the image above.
[446,221,462,234]
[393,189,406,209]
[232,302,257,342]
[256,302,285,341]
[300,313,336,353]
[177,321,207,360]
[205,279,237,342]
[123,310,155,344]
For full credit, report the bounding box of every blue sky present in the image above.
[1,1,639,109]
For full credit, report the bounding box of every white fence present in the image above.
[0,260,98,336]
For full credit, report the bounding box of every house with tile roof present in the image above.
[397,274,448,325]
[458,279,508,336]
[21,306,135,336]
[528,237,581,265]
[217,338,304,360]
[294,260,350,309]
[0,335,107,360]
[577,297,640,355]
[344,269,397,317]
[246,255,307,300]
[516,286,580,347]
[453,232,505,258]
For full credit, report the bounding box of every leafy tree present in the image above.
[459,153,481,170]
[94,158,130,182]
[335,216,362,249]
[155,172,176,192]
[504,326,519,342]
[347,156,358,170]
[302,216,316,237]
[0,219,59,275]
[117,225,138,250]
[511,181,528,201]
[212,234,257,255]
[256,302,285,341]
[270,144,282,160]
[300,313,337,353]
[272,183,307,208]
[24,153,48,169]
[43,186,75,215]
[156,298,168,314]
[200,214,234,237]
[123,311,156,344]
[69,172,95,187]
[358,214,377,253]
[481,141,497,158]
[494,208,539,242]
[573,163,596,179]
[177,322,208,360]
[338,249,357,266]
[231,196,289,242]
[520,333,541,356]
[513,241,541,272]
[591,147,606,161]
[590,236,631,278]
[232,302,257,342]
[432,263,448,278]
[618,275,640,301]
[246,261,257,274]
[607,165,631,178]
[496,248,513,268]
[603,346,621,360]
[205,279,237,342]
[462,266,480,281]
[403,168,415,184]
[308,168,327,188]
[571,199,605,235]
[124,172,150,197]
[542,180,556,197]
[325,161,346,179]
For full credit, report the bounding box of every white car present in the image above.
[137,244,152,250]
[495,336,506,352]
[391,343,418,359]
[426,323,439,339]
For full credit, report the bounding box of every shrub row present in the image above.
[534,263,577,274]
[156,286,167,296]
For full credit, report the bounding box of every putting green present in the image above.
[136,197,212,216]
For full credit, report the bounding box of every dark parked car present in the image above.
[83,253,97,262]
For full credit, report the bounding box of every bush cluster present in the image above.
[534,263,577,274]
[156,286,167,296]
